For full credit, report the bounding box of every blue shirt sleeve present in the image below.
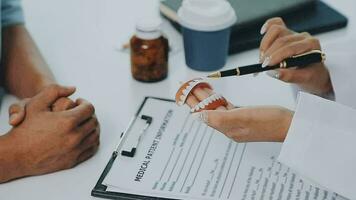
[1,0,24,27]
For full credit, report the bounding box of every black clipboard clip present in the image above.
[121,115,153,157]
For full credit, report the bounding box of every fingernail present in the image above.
[259,51,265,62]
[9,113,18,124]
[262,56,271,68]
[191,112,208,124]
[266,70,280,79]
[260,22,268,35]
[67,86,76,90]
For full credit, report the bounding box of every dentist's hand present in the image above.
[194,106,293,142]
[185,85,293,142]
[259,17,333,95]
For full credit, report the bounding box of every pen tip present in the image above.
[207,72,221,79]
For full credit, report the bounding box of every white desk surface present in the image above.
[0,0,355,199]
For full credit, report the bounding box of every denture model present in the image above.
[175,78,228,113]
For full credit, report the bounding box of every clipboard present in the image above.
[91,96,340,200]
[91,96,179,200]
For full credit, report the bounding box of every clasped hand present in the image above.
[4,84,99,181]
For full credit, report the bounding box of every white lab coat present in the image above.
[278,40,356,200]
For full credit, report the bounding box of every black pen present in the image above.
[207,50,326,78]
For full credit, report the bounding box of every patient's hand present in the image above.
[9,91,76,126]
[0,85,100,183]
[259,17,333,95]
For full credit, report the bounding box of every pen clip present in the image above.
[291,49,326,62]
[121,115,153,158]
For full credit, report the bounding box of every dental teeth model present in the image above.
[190,93,227,112]
[175,78,228,113]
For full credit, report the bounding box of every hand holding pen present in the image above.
[258,18,332,95]
[209,17,333,96]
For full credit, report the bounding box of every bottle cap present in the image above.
[178,0,237,32]
[135,18,162,40]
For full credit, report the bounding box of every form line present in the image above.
[166,148,183,184]
[227,143,247,199]
[174,121,199,186]
[179,124,205,192]
[219,143,239,198]
[189,128,214,189]
[159,147,176,181]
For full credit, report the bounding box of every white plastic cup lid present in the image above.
[178,0,237,32]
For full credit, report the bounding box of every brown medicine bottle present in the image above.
[130,19,169,82]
